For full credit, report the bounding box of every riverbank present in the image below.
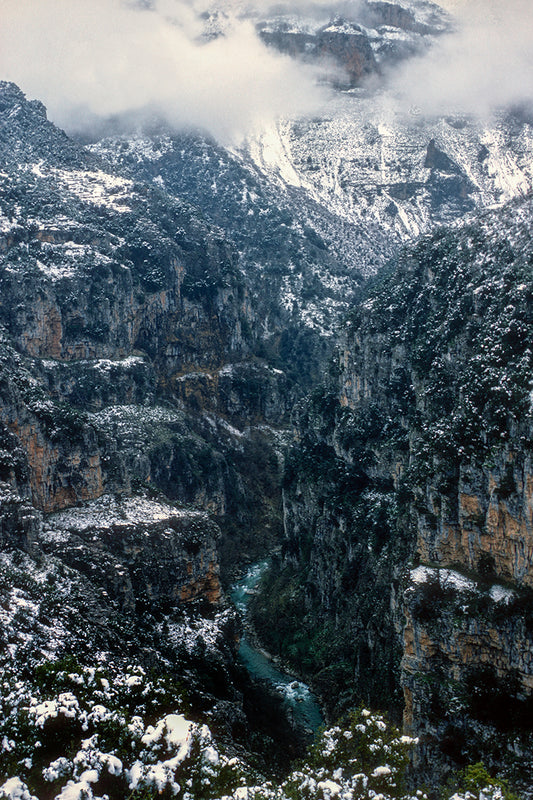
[230,562,324,738]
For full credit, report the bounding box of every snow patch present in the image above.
[46,494,198,536]
[53,168,134,213]
[410,565,515,603]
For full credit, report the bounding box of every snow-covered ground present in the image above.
[45,494,199,536]
[410,564,515,603]
[246,92,532,248]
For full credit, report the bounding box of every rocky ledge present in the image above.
[41,494,222,611]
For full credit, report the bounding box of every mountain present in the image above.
[253,194,533,790]
[0,0,533,794]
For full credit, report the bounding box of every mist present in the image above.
[0,0,326,144]
[387,0,533,119]
[1,0,532,145]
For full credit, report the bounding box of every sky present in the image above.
[0,0,532,142]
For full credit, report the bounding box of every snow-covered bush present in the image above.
[0,657,249,800]
[1,659,522,800]
[279,708,419,800]
[218,709,421,800]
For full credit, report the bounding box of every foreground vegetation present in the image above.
[0,657,520,800]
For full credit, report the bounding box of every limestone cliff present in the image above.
[256,0,448,86]
[259,20,378,86]
[0,81,289,584]
[254,195,533,789]
[340,196,533,785]
[402,565,533,783]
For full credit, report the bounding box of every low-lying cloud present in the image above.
[1,0,531,143]
[387,0,533,119]
[0,0,326,143]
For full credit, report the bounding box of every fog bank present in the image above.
[0,0,326,143]
[388,0,533,118]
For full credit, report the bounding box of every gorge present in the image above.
[1,0,533,798]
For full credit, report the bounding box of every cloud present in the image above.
[0,0,326,143]
[386,0,533,118]
[2,0,529,144]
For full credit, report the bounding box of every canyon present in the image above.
[0,0,533,796]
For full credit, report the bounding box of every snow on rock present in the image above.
[489,584,514,603]
[53,168,134,214]
[90,356,145,372]
[244,123,302,189]
[46,494,196,535]
[245,92,533,281]
[410,565,475,592]
[410,565,515,603]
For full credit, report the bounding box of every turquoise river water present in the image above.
[230,561,324,735]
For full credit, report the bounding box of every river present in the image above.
[230,560,324,736]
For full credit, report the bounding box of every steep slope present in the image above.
[89,130,365,392]
[0,80,291,579]
[253,195,533,790]
[0,80,305,788]
[235,0,532,273]
[249,95,532,258]
[89,99,533,406]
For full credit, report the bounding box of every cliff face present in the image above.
[260,21,378,86]
[262,196,533,787]
[0,480,40,553]
[42,495,222,611]
[413,451,533,585]
[0,82,288,582]
[341,197,533,784]
[0,81,303,777]
[402,566,533,781]
[0,342,108,512]
[256,0,448,86]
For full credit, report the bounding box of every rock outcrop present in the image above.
[256,195,533,789]
[402,566,533,782]
[256,0,449,85]
[42,495,222,611]
[259,20,378,86]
